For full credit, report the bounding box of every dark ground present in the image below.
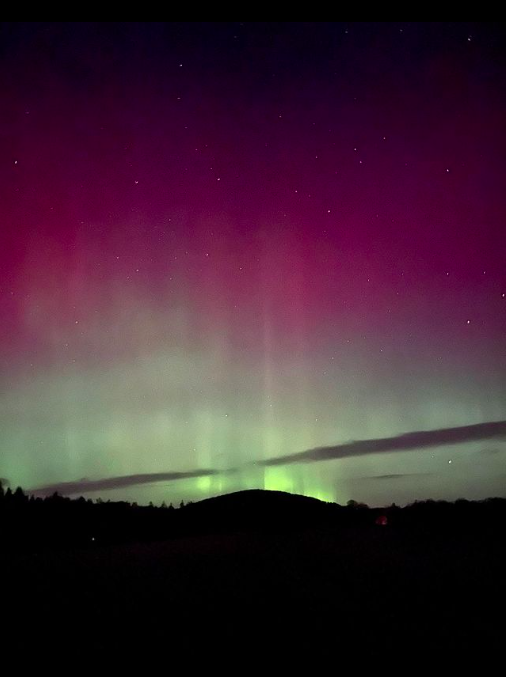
[3,520,505,659]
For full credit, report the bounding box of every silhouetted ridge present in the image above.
[182,489,338,530]
[187,488,328,512]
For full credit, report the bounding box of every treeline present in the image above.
[1,481,505,553]
[0,483,181,551]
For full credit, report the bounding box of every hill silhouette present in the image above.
[182,488,338,527]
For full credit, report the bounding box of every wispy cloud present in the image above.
[480,447,506,456]
[30,469,218,496]
[358,473,432,481]
[259,420,506,467]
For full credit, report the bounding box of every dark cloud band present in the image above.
[260,419,506,467]
[30,469,218,497]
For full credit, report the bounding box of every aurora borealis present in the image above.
[1,22,505,506]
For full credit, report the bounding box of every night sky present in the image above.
[1,22,505,506]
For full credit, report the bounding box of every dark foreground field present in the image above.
[3,526,505,657]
